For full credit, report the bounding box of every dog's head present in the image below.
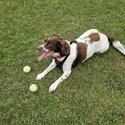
[37,34,70,61]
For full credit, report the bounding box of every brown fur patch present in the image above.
[73,42,87,68]
[89,33,100,42]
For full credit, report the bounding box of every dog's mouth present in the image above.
[37,51,54,61]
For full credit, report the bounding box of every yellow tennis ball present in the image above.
[23,66,31,73]
[29,84,38,92]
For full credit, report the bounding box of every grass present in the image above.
[0,0,125,124]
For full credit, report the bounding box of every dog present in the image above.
[36,29,125,93]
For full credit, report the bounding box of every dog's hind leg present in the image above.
[112,41,125,55]
[107,35,125,55]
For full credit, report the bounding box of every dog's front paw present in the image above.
[49,84,57,93]
[36,73,45,80]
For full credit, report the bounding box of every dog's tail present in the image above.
[108,36,125,55]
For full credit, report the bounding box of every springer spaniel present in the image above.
[36,29,125,93]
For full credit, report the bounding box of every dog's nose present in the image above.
[37,47,40,50]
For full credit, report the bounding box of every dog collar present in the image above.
[55,56,65,58]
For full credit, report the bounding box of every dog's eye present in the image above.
[47,42,51,46]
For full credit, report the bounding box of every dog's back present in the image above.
[76,29,125,60]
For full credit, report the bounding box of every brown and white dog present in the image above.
[36,29,125,93]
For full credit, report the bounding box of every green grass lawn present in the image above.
[1,0,125,124]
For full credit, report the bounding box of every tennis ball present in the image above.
[29,84,38,92]
[23,66,31,73]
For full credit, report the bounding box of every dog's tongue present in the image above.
[37,51,53,61]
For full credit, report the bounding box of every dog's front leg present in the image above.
[49,63,72,93]
[49,71,71,93]
[36,59,56,80]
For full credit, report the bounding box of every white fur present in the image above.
[76,29,110,59]
[38,43,49,52]
[36,29,125,92]
[112,41,125,55]
[36,59,56,80]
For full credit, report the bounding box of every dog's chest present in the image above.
[55,43,77,68]
[55,42,88,68]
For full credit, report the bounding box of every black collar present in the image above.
[70,40,77,45]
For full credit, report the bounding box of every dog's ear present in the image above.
[52,34,60,38]
[52,34,64,40]
[58,40,70,56]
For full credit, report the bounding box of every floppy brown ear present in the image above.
[60,40,70,56]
